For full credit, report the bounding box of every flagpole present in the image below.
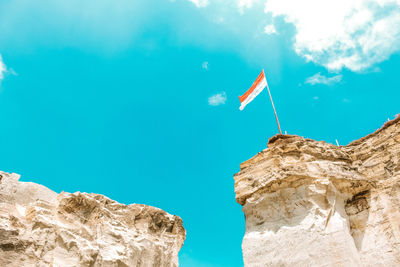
[265,77,282,135]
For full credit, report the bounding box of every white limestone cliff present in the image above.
[0,172,185,267]
[234,116,400,266]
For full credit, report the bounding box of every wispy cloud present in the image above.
[208,92,227,106]
[202,61,209,70]
[0,1,151,53]
[188,0,209,8]
[238,0,256,14]
[264,24,277,35]
[0,55,7,81]
[305,72,342,85]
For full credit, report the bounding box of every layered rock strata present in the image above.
[234,116,400,266]
[0,172,185,267]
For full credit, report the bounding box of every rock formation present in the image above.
[0,172,185,267]
[234,116,400,266]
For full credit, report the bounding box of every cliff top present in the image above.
[0,171,186,266]
[234,115,400,205]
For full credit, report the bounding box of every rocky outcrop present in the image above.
[234,116,400,266]
[0,172,185,267]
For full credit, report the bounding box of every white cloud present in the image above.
[188,0,209,8]
[185,0,400,72]
[8,68,17,76]
[0,55,7,81]
[208,92,227,106]
[305,72,342,85]
[264,24,277,35]
[202,61,209,70]
[264,0,400,71]
[238,0,256,14]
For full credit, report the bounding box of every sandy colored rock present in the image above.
[234,116,400,266]
[0,172,185,267]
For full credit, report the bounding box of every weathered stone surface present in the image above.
[234,116,400,266]
[0,172,185,267]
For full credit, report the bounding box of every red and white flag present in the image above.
[239,70,267,110]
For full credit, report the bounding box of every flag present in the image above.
[239,70,267,110]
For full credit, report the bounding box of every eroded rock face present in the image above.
[0,172,185,267]
[234,116,400,266]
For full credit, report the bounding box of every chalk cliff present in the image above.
[234,116,400,266]
[0,172,185,267]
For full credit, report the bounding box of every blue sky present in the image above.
[0,0,399,266]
